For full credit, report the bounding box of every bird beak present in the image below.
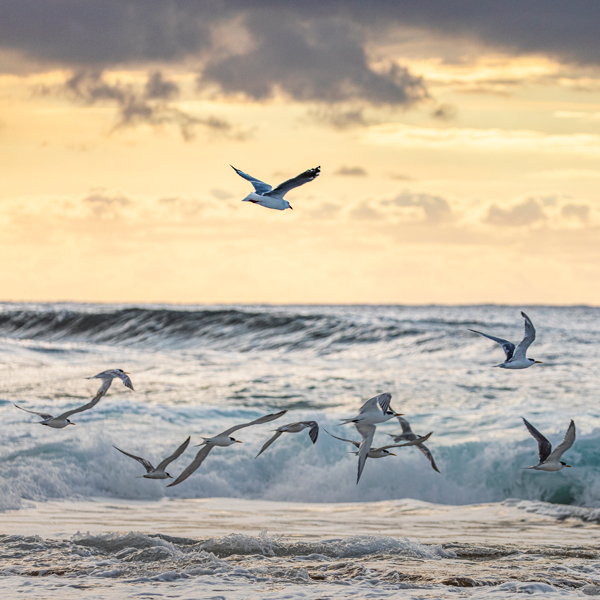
[565,464,572,467]
[534,361,543,364]
[389,453,396,456]
[124,372,130,374]
[289,205,293,210]
[70,423,76,425]
[393,413,403,417]
[235,440,243,443]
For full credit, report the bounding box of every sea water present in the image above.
[1,303,600,598]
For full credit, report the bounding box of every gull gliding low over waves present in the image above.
[340,393,402,484]
[231,165,320,210]
[168,410,287,487]
[388,416,440,473]
[13,391,105,428]
[522,418,576,472]
[87,369,135,396]
[470,312,542,369]
[255,421,319,458]
[113,437,191,480]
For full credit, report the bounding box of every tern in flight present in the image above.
[231,165,320,210]
[114,437,191,480]
[470,312,542,369]
[387,417,440,473]
[168,410,287,487]
[522,418,575,471]
[13,392,105,428]
[255,421,319,458]
[87,369,135,396]
[340,393,402,483]
[326,429,432,459]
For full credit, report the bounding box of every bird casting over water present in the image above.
[231,165,320,210]
[168,410,287,487]
[114,437,191,480]
[522,418,575,471]
[87,369,135,396]
[469,312,542,369]
[255,421,319,458]
[387,416,440,473]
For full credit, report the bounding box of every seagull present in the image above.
[113,437,191,480]
[469,312,542,369]
[255,421,319,458]
[326,429,432,459]
[231,165,320,210]
[387,417,440,473]
[522,418,575,471]
[167,410,287,487]
[87,369,135,396]
[13,390,105,428]
[340,393,402,483]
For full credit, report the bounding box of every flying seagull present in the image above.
[340,393,402,484]
[87,369,135,396]
[13,391,105,428]
[387,417,440,473]
[231,165,320,210]
[469,312,542,369]
[326,429,432,459]
[255,421,319,458]
[168,410,287,487]
[522,418,575,471]
[114,437,191,480]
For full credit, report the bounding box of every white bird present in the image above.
[522,418,575,471]
[87,369,135,396]
[255,421,319,458]
[13,390,105,428]
[469,312,543,369]
[340,393,402,483]
[114,437,191,480]
[168,410,287,487]
[326,429,432,459]
[387,417,440,473]
[231,165,320,210]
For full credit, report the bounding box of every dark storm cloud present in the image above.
[200,14,427,106]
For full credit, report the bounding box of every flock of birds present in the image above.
[13,310,577,485]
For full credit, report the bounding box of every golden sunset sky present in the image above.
[1,1,599,304]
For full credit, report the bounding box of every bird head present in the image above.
[68,420,75,425]
[166,473,173,478]
[387,410,403,417]
[561,461,572,468]
[230,437,243,443]
[286,201,293,210]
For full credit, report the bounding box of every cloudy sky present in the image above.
[1,1,599,304]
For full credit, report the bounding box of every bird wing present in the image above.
[522,418,552,463]
[548,420,576,462]
[355,422,376,484]
[397,416,413,434]
[231,165,272,194]
[306,421,319,444]
[156,436,191,472]
[116,372,135,391]
[264,166,320,199]
[113,445,155,472]
[255,431,283,458]
[220,410,287,437]
[377,432,433,451]
[96,378,113,396]
[13,403,53,420]
[358,393,391,415]
[416,444,441,473]
[513,311,536,361]
[167,444,214,487]
[57,390,104,420]
[324,429,360,448]
[469,329,515,361]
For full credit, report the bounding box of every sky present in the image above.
[1,0,599,305]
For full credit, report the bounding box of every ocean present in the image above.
[1,303,600,598]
